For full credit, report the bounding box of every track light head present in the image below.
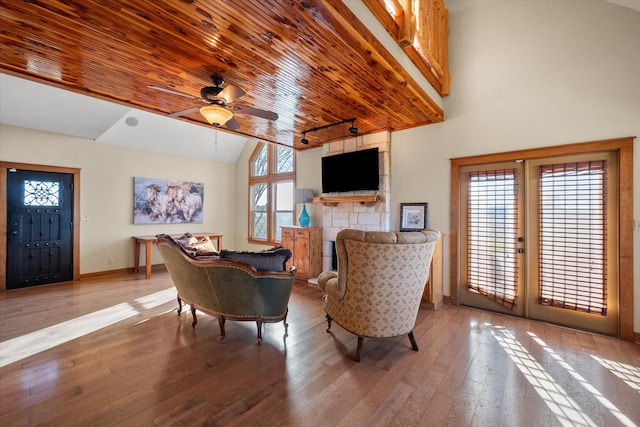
[301,132,309,145]
[348,119,358,135]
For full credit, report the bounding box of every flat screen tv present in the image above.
[321,148,379,193]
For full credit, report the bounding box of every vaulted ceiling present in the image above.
[0,0,443,150]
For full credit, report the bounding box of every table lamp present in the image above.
[295,188,314,227]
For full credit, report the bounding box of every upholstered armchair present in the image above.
[317,228,441,361]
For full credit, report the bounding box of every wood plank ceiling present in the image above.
[0,0,443,149]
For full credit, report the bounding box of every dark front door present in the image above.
[6,169,74,289]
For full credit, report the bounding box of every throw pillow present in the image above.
[219,246,292,272]
[174,232,197,247]
[190,235,218,254]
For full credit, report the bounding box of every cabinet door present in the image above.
[293,230,310,277]
[281,228,294,272]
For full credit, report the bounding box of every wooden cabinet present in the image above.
[280,226,323,280]
[421,233,444,310]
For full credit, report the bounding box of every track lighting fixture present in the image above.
[300,118,357,144]
[348,119,358,135]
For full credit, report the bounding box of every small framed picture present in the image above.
[400,203,428,231]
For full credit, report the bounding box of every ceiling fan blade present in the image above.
[168,106,199,117]
[218,85,246,104]
[225,117,240,131]
[148,85,201,101]
[233,104,278,121]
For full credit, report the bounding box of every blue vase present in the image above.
[298,203,310,227]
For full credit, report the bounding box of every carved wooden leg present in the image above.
[218,316,226,342]
[256,318,263,345]
[176,294,183,315]
[190,305,197,328]
[408,331,419,351]
[325,313,333,332]
[355,336,363,362]
[283,309,289,337]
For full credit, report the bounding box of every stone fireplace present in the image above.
[318,131,391,272]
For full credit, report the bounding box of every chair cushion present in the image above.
[219,246,292,272]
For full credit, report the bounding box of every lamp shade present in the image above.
[199,105,234,126]
[295,188,314,204]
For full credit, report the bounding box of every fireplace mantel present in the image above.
[313,194,381,207]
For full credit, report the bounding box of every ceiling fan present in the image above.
[148,75,278,130]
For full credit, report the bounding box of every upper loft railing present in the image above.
[362,0,451,96]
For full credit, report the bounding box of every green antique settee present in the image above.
[156,234,296,344]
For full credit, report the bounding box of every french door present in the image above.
[458,151,618,335]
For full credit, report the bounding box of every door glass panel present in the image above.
[467,169,519,308]
[538,160,607,315]
[23,180,60,206]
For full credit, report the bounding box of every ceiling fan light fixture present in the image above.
[200,104,233,126]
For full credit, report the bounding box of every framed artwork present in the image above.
[400,203,428,231]
[133,177,204,224]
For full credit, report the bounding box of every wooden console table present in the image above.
[132,233,223,279]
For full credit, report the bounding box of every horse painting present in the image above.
[134,177,204,224]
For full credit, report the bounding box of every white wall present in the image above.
[391,0,640,330]
[0,124,237,274]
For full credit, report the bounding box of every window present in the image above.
[249,142,295,244]
[23,180,61,206]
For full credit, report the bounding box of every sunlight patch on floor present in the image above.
[528,332,636,427]
[489,325,597,427]
[0,288,176,368]
[591,355,640,394]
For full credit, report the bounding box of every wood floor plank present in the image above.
[0,272,638,426]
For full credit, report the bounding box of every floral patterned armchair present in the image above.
[317,228,441,361]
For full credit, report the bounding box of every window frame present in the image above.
[248,142,295,245]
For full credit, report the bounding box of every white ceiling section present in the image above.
[0,73,249,163]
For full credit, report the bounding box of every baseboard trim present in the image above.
[79,264,167,280]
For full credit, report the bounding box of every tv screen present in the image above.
[321,148,380,193]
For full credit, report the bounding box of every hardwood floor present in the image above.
[1,272,638,426]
